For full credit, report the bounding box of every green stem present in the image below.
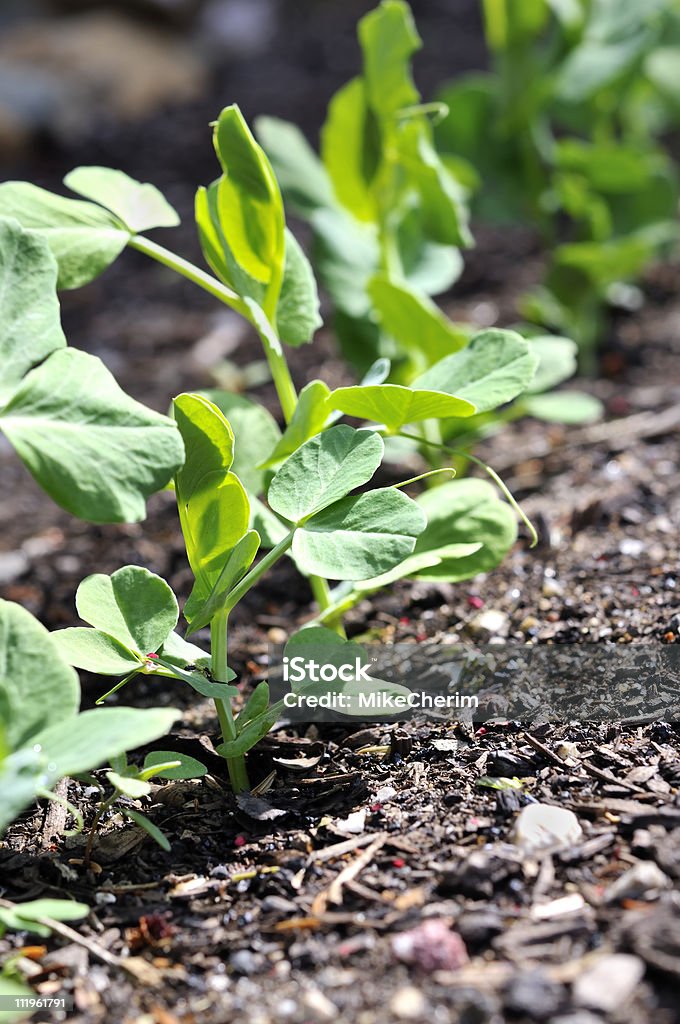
[129,234,298,425]
[309,575,346,637]
[223,532,294,614]
[211,607,250,793]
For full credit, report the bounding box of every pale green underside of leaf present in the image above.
[262,380,330,468]
[526,336,578,394]
[413,479,518,582]
[75,565,178,655]
[293,487,426,580]
[31,707,180,778]
[53,627,141,675]
[0,219,66,405]
[413,329,539,413]
[0,182,128,289]
[368,274,469,364]
[0,349,184,523]
[0,599,79,752]
[267,425,384,523]
[201,389,281,496]
[329,383,475,429]
[64,166,180,233]
[524,392,603,424]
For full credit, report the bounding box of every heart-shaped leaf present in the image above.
[0,183,128,289]
[293,487,426,580]
[0,599,79,752]
[75,566,178,654]
[64,167,179,233]
[262,380,331,468]
[368,274,470,365]
[0,219,66,405]
[53,628,142,676]
[0,348,184,523]
[412,479,517,582]
[413,329,538,413]
[358,0,421,117]
[329,383,475,430]
[268,425,384,523]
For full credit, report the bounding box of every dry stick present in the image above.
[524,732,648,796]
[0,899,161,986]
[40,779,68,850]
[312,833,387,915]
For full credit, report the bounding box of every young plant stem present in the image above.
[309,575,346,638]
[211,607,250,793]
[129,234,298,424]
[131,233,336,619]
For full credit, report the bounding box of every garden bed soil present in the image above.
[2,2,680,1020]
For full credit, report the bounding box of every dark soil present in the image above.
[2,2,680,1022]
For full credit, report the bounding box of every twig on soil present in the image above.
[0,898,161,986]
[525,731,651,795]
[312,833,386,914]
[308,833,382,864]
[40,780,69,849]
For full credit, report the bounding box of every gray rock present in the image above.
[504,970,565,1020]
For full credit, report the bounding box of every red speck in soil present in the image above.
[234,835,246,847]
[392,858,405,869]
[467,595,484,609]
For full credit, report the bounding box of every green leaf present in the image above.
[64,166,180,233]
[646,47,680,107]
[0,898,88,935]
[106,770,151,799]
[195,181,258,308]
[143,750,208,780]
[413,329,538,413]
[212,105,286,305]
[277,229,322,346]
[255,115,337,215]
[0,182,128,289]
[173,393,250,593]
[155,661,238,700]
[358,0,421,117]
[183,529,260,636]
[0,219,66,405]
[367,274,469,364]
[523,392,603,423]
[121,807,171,851]
[526,336,578,394]
[53,627,141,676]
[293,487,426,580]
[262,380,331,468]
[310,207,379,318]
[216,708,279,758]
[250,495,290,548]
[75,566,178,655]
[267,425,384,523]
[397,119,473,248]
[0,348,184,523]
[199,390,281,497]
[329,383,475,430]
[0,599,79,752]
[31,706,180,777]
[236,681,271,734]
[157,631,211,670]
[0,748,55,837]
[321,78,378,222]
[412,479,517,582]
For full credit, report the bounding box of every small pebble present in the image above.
[513,803,582,853]
[392,919,468,973]
[573,954,645,1012]
[389,986,427,1020]
[603,861,670,903]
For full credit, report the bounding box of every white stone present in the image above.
[513,803,582,853]
[573,954,645,1012]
